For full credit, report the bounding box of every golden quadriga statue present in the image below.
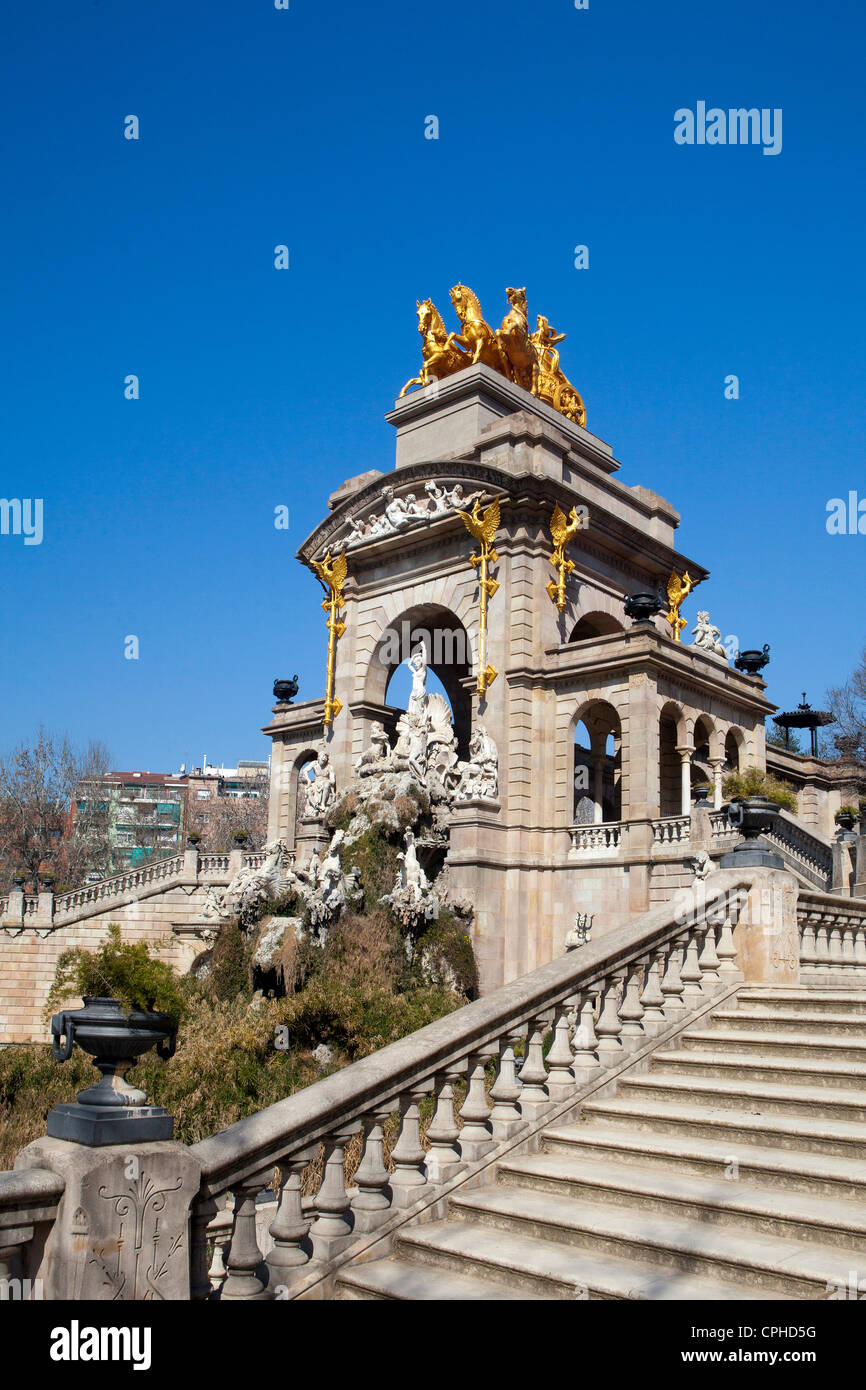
[400,284,587,429]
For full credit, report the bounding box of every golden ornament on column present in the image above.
[456,495,501,697]
[665,569,694,643]
[311,549,348,727]
[546,502,584,613]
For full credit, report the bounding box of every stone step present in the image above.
[582,1092,866,1159]
[495,1151,866,1248]
[736,989,866,1016]
[447,1184,858,1297]
[652,1047,866,1092]
[393,1217,779,1301]
[542,1120,866,1201]
[679,1027,866,1065]
[706,1008,866,1037]
[335,1257,543,1300]
[617,1070,866,1123]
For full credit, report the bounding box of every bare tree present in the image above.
[826,646,866,759]
[189,774,270,851]
[0,729,113,892]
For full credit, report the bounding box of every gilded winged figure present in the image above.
[665,568,694,643]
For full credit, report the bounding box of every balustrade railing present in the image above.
[0,1168,65,1295]
[797,891,866,978]
[189,871,752,1301]
[570,821,622,853]
[53,854,187,917]
[199,854,231,875]
[766,812,833,891]
[652,815,690,846]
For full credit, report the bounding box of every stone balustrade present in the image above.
[569,821,623,853]
[189,871,752,1301]
[797,891,866,980]
[766,812,834,891]
[0,1167,65,1296]
[1,849,266,935]
[652,815,691,846]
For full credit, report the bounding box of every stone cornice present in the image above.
[512,629,775,717]
[262,698,326,739]
[297,461,707,590]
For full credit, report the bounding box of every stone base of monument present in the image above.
[46,1100,173,1146]
[14,1135,202,1300]
[720,838,785,871]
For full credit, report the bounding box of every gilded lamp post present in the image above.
[311,549,348,726]
[456,496,501,697]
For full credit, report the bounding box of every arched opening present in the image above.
[568,612,625,643]
[573,701,622,823]
[691,715,715,794]
[659,702,685,817]
[367,603,473,755]
[724,728,743,772]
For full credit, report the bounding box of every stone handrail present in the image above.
[797,889,866,977]
[766,810,833,891]
[0,1167,65,1292]
[652,815,690,845]
[189,870,753,1300]
[0,848,265,932]
[199,854,231,875]
[53,854,187,916]
[569,821,622,852]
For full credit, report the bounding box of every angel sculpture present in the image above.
[456,495,501,696]
[664,569,694,643]
[546,502,585,613]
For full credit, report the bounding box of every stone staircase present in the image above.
[337,988,866,1300]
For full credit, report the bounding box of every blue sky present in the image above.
[1,0,863,771]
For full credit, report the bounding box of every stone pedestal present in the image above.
[14,1136,202,1300]
[832,837,856,896]
[732,869,800,987]
[854,835,866,901]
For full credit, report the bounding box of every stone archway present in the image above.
[659,701,687,817]
[364,602,474,755]
[571,698,622,823]
[568,611,625,643]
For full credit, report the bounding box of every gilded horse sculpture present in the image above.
[399,282,587,429]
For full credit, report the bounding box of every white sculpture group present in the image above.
[345,481,483,548]
[380,828,438,930]
[351,646,499,805]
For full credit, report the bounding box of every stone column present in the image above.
[677,746,692,817]
[710,759,724,811]
[832,839,854,897]
[591,751,605,824]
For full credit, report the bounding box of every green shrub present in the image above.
[44,924,190,1027]
[722,765,798,812]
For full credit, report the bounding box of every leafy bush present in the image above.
[44,924,190,1027]
[722,765,798,811]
